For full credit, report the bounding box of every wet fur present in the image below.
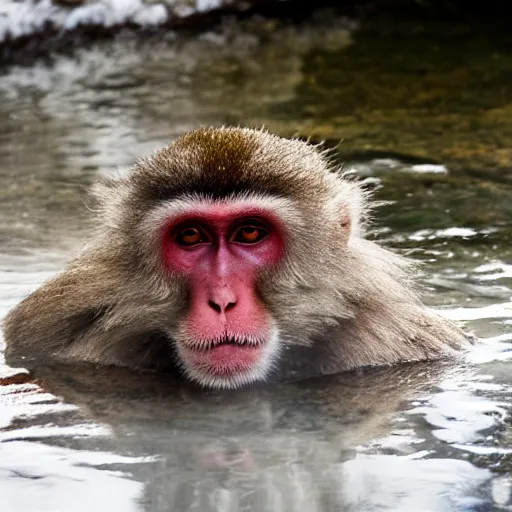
[3,127,468,381]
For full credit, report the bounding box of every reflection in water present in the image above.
[0,362,502,511]
[1,13,512,512]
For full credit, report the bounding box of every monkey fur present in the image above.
[3,127,468,388]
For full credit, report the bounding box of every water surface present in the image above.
[1,13,511,512]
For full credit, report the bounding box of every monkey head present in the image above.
[108,127,362,388]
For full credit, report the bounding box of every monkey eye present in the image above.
[176,226,206,246]
[232,225,268,244]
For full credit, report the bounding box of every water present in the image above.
[1,13,512,512]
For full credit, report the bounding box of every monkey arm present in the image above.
[4,258,108,360]
[3,251,175,372]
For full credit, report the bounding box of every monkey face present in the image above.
[158,199,287,389]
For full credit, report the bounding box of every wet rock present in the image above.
[0,363,31,385]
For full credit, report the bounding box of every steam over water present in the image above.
[1,14,512,512]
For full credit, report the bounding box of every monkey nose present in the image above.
[208,299,237,314]
[207,284,237,314]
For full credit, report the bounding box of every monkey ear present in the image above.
[334,178,368,240]
[337,202,355,244]
[340,205,352,234]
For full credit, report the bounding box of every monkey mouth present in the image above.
[186,335,264,352]
[179,334,270,383]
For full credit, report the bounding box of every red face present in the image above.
[162,203,285,388]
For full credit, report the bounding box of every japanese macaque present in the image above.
[3,127,468,389]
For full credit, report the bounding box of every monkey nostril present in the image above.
[208,300,236,313]
[225,301,236,312]
[208,300,222,313]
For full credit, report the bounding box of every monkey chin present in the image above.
[176,331,280,390]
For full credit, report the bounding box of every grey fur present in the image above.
[3,127,469,384]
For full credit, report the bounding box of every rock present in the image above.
[0,363,31,385]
